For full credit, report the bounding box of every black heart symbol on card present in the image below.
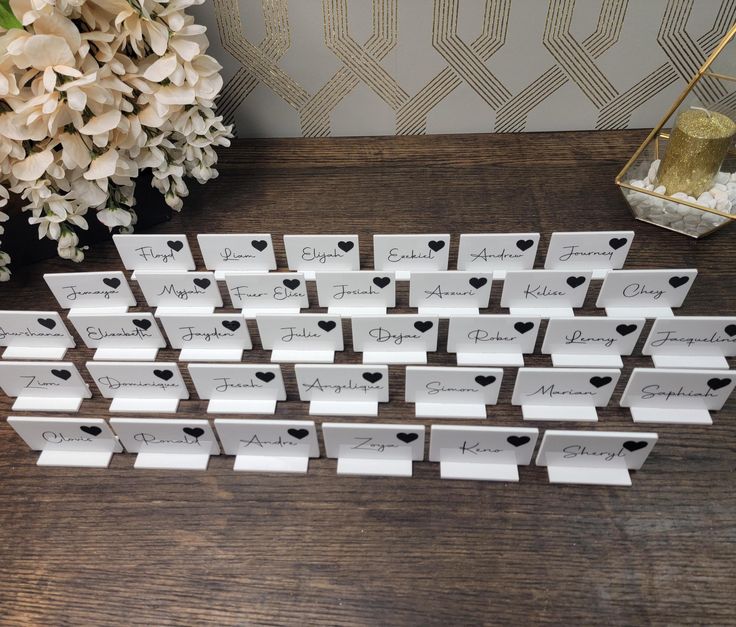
[222,320,241,332]
[609,237,628,250]
[507,435,530,447]
[668,276,690,288]
[589,376,612,388]
[251,239,268,252]
[468,277,487,290]
[514,321,534,334]
[80,426,102,437]
[372,276,391,289]
[428,240,445,252]
[103,277,121,289]
[287,428,309,440]
[362,372,383,383]
[51,369,71,380]
[725,324,736,337]
[167,240,184,252]
[396,432,418,444]
[337,241,354,253]
[154,369,174,381]
[193,278,210,290]
[37,318,56,330]
[318,320,336,332]
[516,239,534,251]
[566,276,586,289]
[255,371,275,383]
[283,279,300,290]
[623,440,647,452]
[707,377,731,390]
[414,320,433,333]
[474,375,496,387]
[615,324,637,336]
[132,318,151,330]
[183,427,204,438]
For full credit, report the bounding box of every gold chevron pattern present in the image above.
[202,0,736,136]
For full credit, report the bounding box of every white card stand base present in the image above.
[440,460,519,482]
[415,402,485,419]
[69,306,129,316]
[591,269,609,280]
[457,352,523,367]
[492,271,507,281]
[630,407,712,425]
[37,449,114,468]
[154,306,214,318]
[337,456,412,477]
[214,269,260,281]
[233,454,308,473]
[309,400,378,417]
[328,306,387,317]
[551,353,624,368]
[651,354,729,369]
[243,307,300,319]
[270,349,334,363]
[546,464,632,486]
[206,399,277,414]
[109,397,179,413]
[605,306,673,318]
[94,346,159,361]
[418,306,479,317]
[510,306,573,319]
[12,396,83,412]
[131,269,188,281]
[395,271,411,281]
[362,350,427,364]
[522,405,598,422]
[179,347,243,362]
[2,346,68,360]
[133,451,210,470]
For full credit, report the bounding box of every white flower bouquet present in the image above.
[0,0,232,281]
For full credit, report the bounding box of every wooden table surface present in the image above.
[1,132,734,626]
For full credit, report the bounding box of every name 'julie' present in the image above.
[281,327,321,342]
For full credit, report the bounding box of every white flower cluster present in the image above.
[0,0,233,280]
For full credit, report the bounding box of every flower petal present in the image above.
[78,109,121,135]
[12,149,54,181]
[143,54,178,82]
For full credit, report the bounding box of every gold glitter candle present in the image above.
[657,107,736,197]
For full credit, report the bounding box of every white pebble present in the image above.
[648,160,660,181]
[714,183,728,192]
[654,185,666,194]
[697,192,716,208]
[716,172,730,185]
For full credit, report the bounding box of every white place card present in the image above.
[405,366,503,419]
[135,271,222,315]
[8,417,122,468]
[511,367,621,422]
[113,233,195,274]
[294,364,389,416]
[457,233,539,279]
[596,269,697,318]
[68,312,165,361]
[86,361,188,413]
[535,430,658,486]
[408,271,493,316]
[159,313,252,362]
[429,425,539,481]
[501,270,592,318]
[256,313,344,363]
[315,271,396,316]
[214,419,319,473]
[283,234,360,279]
[642,316,736,369]
[224,272,308,317]
[542,316,645,368]
[619,367,735,425]
[544,231,634,278]
[322,423,425,477]
[373,234,450,280]
[188,363,286,414]
[44,271,135,312]
[351,315,439,364]
[0,310,75,360]
[110,418,219,470]
[446,314,541,366]
[197,233,276,278]
[0,361,90,412]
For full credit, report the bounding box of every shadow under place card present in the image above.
[373,234,450,280]
[351,314,439,364]
[408,271,493,316]
[544,231,634,279]
[501,270,592,318]
[596,269,697,318]
[457,233,539,279]
[405,366,503,419]
[113,234,195,273]
[135,271,222,315]
[322,423,425,477]
[197,234,276,278]
[0,361,90,412]
[110,418,219,470]
[44,271,135,312]
[68,311,165,361]
[429,425,539,482]
[158,313,251,362]
[214,419,319,473]
[86,361,188,413]
[283,234,360,279]
[0,310,75,360]
[224,272,308,317]
[619,367,736,425]
[642,316,736,369]
[535,430,658,486]
[8,417,122,468]
[315,271,396,316]
[511,367,621,422]
[256,313,343,363]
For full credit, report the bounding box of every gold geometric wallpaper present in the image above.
[188,0,736,136]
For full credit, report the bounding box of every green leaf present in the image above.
[0,0,22,30]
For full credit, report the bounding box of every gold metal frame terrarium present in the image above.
[616,23,736,238]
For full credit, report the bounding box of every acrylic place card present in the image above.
[86,361,188,413]
[256,313,343,363]
[113,233,195,276]
[135,271,222,316]
[68,312,165,361]
[456,233,539,280]
[373,234,450,280]
[294,364,389,416]
[109,418,219,470]
[544,231,634,279]
[224,272,309,318]
[542,316,645,368]
[535,430,658,486]
[596,269,697,318]
[283,234,360,280]
[501,270,592,318]
[158,313,252,361]
[322,423,425,477]
[214,419,319,473]
[44,271,135,313]
[188,363,286,414]
[642,316,736,369]
[197,234,276,279]
[0,361,90,412]
[619,367,736,425]
[429,425,539,482]
[315,271,396,316]
[8,417,122,468]
[0,310,75,360]
[404,366,503,419]
[351,314,439,364]
[408,271,493,316]
[511,367,621,422]
[446,314,541,367]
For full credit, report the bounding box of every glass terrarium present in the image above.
[616,24,736,238]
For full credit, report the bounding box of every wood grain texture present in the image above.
[1,132,734,626]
